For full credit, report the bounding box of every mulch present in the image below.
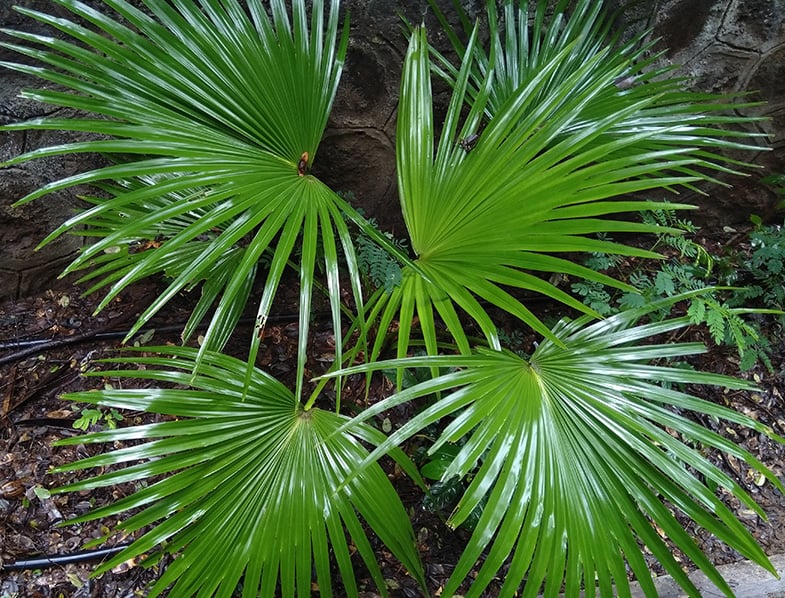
[1,269,784,597]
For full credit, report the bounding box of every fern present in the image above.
[575,210,781,371]
[356,233,406,292]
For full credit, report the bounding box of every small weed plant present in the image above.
[740,216,785,309]
[72,406,125,431]
[2,1,784,597]
[355,219,407,293]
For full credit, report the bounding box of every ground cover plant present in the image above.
[571,209,785,371]
[2,0,783,596]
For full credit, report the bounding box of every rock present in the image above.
[612,0,785,226]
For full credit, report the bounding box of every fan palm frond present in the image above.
[383,19,756,358]
[0,0,367,388]
[52,347,426,597]
[330,294,785,597]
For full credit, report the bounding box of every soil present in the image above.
[1,229,784,598]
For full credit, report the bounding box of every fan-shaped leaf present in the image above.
[52,347,425,598]
[380,16,761,357]
[1,0,363,387]
[329,294,785,597]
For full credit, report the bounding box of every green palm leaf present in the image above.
[427,0,764,175]
[376,25,672,355]
[379,9,763,359]
[52,347,425,598]
[330,294,785,597]
[0,0,367,387]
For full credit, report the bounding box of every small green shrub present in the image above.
[72,406,125,431]
[740,218,785,307]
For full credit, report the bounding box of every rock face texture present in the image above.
[613,0,785,225]
[0,1,95,299]
[1,0,784,299]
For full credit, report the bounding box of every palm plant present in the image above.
[52,347,425,597]
[2,0,782,596]
[331,294,784,597]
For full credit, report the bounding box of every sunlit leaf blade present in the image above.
[329,294,785,597]
[51,347,425,598]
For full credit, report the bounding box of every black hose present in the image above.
[0,329,129,351]
[0,328,117,366]
[13,417,78,429]
[2,544,131,571]
[0,312,306,367]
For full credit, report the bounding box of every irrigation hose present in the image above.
[0,313,306,367]
[2,544,131,571]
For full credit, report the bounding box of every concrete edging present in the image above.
[628,553,785,597]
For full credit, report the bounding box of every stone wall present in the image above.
[0,1,97,299]
[1,0,783,299]
[613,0,785,224]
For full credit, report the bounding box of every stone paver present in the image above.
[629,553,785,597]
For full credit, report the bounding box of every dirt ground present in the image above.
[1,248,784,597]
